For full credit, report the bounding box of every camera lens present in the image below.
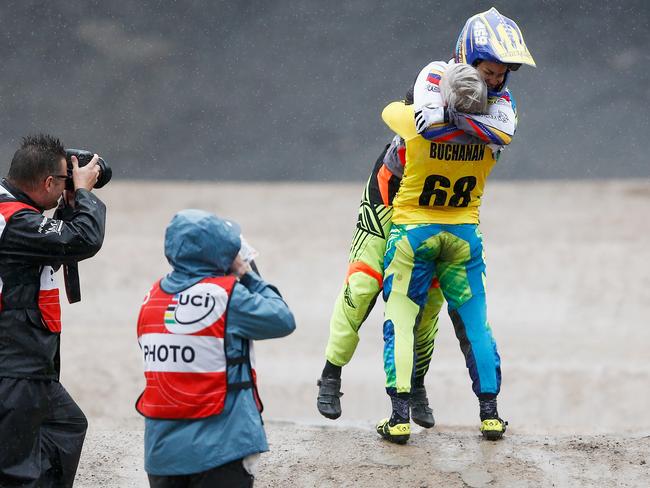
[94,158,112,189]
[64,149,112,190]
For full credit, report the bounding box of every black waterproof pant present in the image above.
[147,459,254,488]
[0,378,87,488]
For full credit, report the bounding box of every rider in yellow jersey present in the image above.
[317,63,495,429]
[376,7,536,444]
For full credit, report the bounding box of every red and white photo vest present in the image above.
[136,275,243,419]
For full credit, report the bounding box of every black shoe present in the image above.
[317,377,343,419]
[410,386,435,428]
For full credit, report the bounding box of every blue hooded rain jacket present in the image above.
[142,209,295,476]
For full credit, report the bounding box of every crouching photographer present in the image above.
[0,134,108,487]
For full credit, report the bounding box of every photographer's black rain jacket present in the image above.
[0,179,106,380]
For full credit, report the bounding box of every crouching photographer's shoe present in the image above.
[480,418,507,440]
[376,418,411,445]
[316,377,343,419]
[410,386,435,428]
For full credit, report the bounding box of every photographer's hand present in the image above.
[71,154,101,192]
[62,190,76,209]
[230,255,252,279]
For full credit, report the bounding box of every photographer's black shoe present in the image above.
[410,386,435,428]
[317,377,343,420]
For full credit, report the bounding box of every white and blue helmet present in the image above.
[454,7,536,71]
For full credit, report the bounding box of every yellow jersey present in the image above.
[382,101,497,224]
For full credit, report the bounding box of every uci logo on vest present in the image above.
[164,282,228,334]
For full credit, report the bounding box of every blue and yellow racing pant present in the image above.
[325,149,444,380]
[382,223,501,396]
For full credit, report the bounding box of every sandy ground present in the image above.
[75,424,650,488]
[54,179,650,486]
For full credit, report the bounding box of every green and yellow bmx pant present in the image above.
[382,222,501,396]
[325,149,444,382]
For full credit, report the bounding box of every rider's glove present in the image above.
[414,104,445,134]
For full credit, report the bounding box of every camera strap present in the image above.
[63,264,81,303]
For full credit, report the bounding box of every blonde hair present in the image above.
[440,63,488,114]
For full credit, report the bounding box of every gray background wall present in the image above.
[0,0,648,181]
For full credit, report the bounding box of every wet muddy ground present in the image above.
[60,180,650,486]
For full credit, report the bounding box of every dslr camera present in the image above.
[64,149,112,191]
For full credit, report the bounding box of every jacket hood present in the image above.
[161,209,241,293]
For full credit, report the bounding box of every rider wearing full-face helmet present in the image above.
[455,7,535,94]
[317,8,535,444]
[413,8,536,152]
[375,8,536,444]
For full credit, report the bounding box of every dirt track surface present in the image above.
[76,423,650,487]
[54,180,650,486]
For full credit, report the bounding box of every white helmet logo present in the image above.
[473,21,489,46]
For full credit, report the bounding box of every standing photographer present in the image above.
[137,209,295,487]
[0,134,106,487]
